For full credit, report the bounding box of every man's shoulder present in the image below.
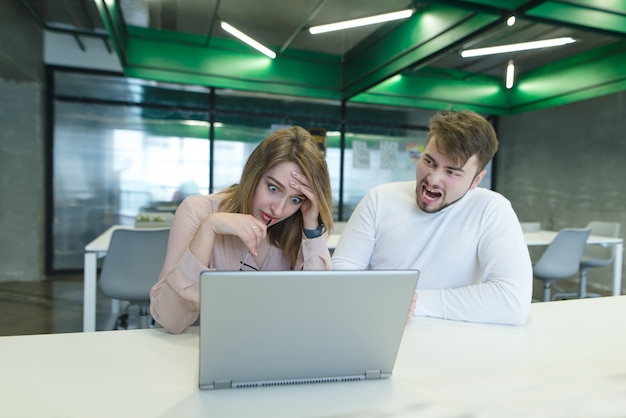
[463,188,513,214]
[470,187,510,203]
[370,180,415,195]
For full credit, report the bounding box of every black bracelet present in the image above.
[303,224,324,238]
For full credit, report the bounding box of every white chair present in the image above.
[533,228,591,302]
[554,221,621,299]
[98,228,169,329]
[333,221,347,234]
[520,222,541,232]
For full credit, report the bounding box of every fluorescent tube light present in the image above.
[506,60,515,89]
[309,9,413,35]
[220,21,276,59]
[461,37,576,58]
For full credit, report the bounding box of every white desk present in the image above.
[524,230,623,296]
[84,228,624,332]
[3,296,626,417]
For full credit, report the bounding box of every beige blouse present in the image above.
[150,194,331,333]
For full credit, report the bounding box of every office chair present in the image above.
[533,228,591,302]
[98,228,169,330]
[520,222,541,233]
[553,221,621,300]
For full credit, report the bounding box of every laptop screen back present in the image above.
[198,269,419,390]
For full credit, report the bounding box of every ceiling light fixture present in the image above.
[461,37,576,58]
[309,9,413,35]
[506,60,515,89]
[220,21,276,59]
[506,16,516,26]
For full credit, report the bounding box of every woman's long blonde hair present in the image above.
[218,126,333,267]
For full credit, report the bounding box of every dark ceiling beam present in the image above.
[418,0,538,14]
[21,0,109,38]
[524,1,626,37]
[278,0,327,55]
[95,0,129,65]
[341,4,501,99]
[205,0,221,48]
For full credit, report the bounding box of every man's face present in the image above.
[415,137,485,213]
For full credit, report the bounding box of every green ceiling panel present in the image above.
[343,6,500,98]
[350,70,508,115]
[115,29,343,100]
[509,41,626,112]
[97,1,343,100]
[126,25,209,47]
[95,0,626,116]
[509,79,626,113]
[445,0,533,10]
[565,0,626,14]
[527,1,626,35]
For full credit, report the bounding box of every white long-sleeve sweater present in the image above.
[332,181,533,325]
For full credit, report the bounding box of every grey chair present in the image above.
[533,228,591,302]
[520,222,541,233]
[554,221,621,299]
[98,228,169,329]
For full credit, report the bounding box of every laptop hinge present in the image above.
[214,380,233,389]
[365,370,382,380]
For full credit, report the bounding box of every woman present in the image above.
[150,126,334,333]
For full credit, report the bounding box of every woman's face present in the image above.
[252,161,308,225]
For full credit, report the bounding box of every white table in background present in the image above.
[524,230,623,296]
[3,296,626,417]
[84,228,624,332]
[330,230,623,296]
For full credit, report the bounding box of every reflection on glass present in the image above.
[53,101,210,270]
[50,70,455,272]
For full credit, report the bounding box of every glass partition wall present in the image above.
[49,67,435,272]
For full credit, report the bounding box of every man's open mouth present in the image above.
[422,185,442,202]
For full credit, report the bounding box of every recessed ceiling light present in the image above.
[507,16,516,27]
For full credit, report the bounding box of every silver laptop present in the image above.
[198,269,419,390]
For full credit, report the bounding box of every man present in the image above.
[332,110,532,325]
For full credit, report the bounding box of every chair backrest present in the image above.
[333,221,347,234]
[533,228,591,280]
[98,228,170,303]
[520,222,541,232]
[583,221,621,262]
